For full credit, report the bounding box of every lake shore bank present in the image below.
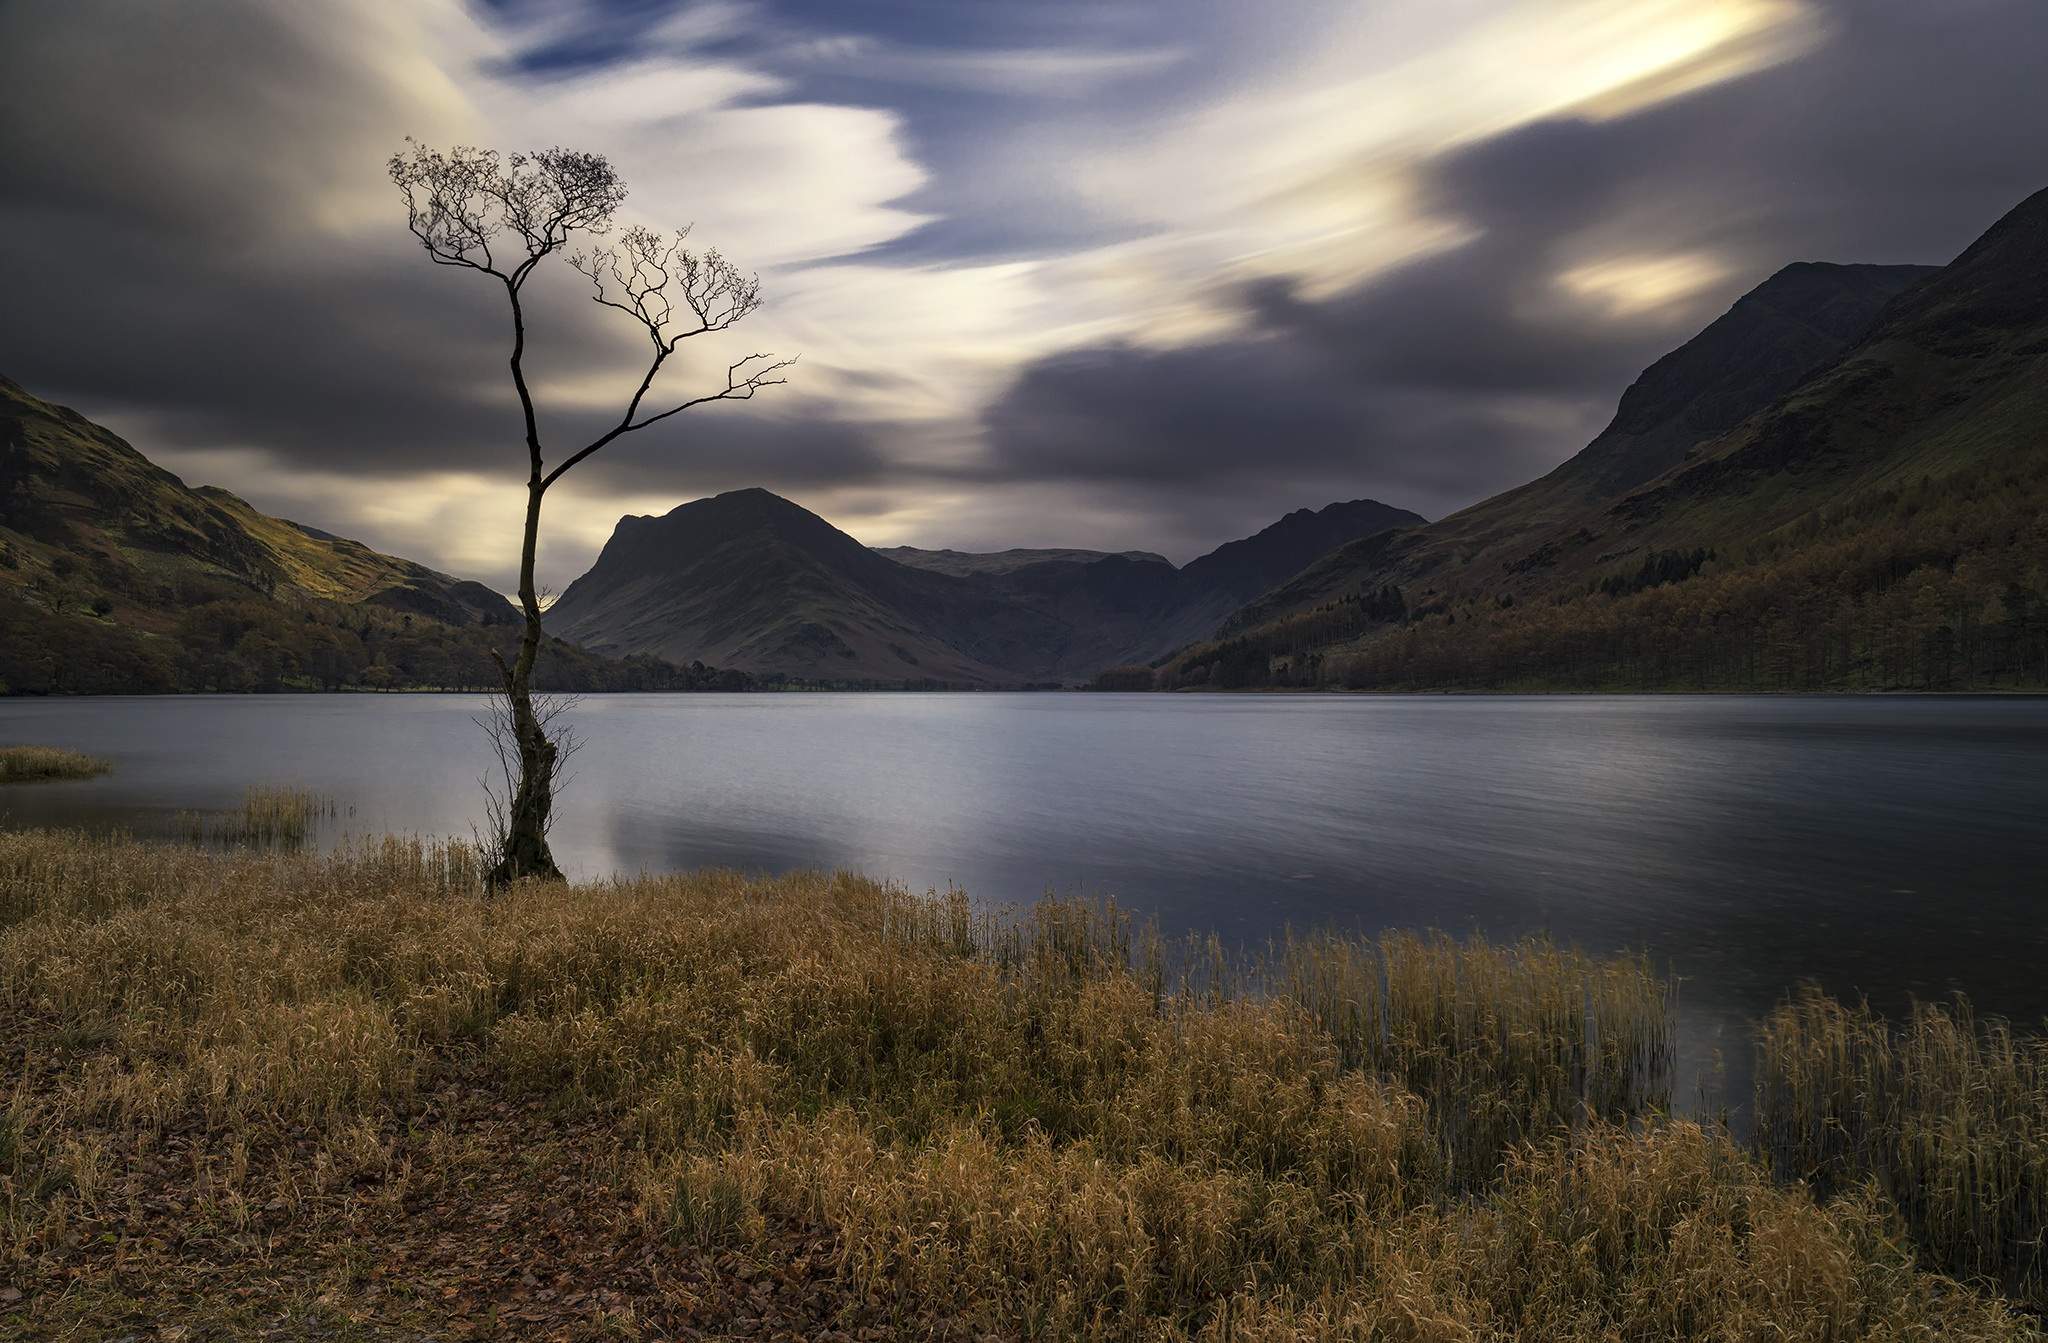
[3,830,2041,1339]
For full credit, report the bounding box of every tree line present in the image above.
[0,581,756,696]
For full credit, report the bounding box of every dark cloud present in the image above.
[979,334,1571,525]
[0,1,893,565]
[4,0,2047,587]
[1425,0,2048,268]
[562,405,895,497]
[978,0,2048,543]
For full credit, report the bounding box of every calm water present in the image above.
[3,693,2045,1097]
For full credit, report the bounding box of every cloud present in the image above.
[2,0,2045,590]
[0,0,929,588]
[969,0,2048,553]
[776,35,1189,99]
[977,327,1605,534]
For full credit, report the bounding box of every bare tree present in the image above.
[471,688,580,878]
[390,142,792,885]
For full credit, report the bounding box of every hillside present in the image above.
[549,492,1423,685]
[878,546,1169,576]
[1162,188,2048,691]
[0,377,721,694]
[545,488,1071,686]
[0,376,511,626]
[1219,262,1933,635]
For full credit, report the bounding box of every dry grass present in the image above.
[177,784,337,845]
[1755,988,2048,1311]
[0,747,109,784]
[0,829,2037,1340]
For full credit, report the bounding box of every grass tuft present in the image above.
[177,784,337,845]
[1754,987,2048,1310]
[0,746,110,783]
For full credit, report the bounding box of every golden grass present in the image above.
[0,746,109,783]
[1755,988,2048,1310]
[0,830,2037,1339]
[177,784,336,845]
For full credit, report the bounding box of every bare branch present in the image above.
[633,353,797,428]
[540,353,797,491]
[570,224,764,350]
[471,684,580,881]
[388,140,626,288]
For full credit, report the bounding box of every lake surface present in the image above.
[4,692,2045,1099]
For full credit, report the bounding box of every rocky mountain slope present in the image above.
[548,492,1423,686]
[878,546,1168,577]
[1218,262,1934,635]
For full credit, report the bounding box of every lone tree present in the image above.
[390,142,791,885]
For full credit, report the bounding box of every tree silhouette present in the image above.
[389,142,792,884]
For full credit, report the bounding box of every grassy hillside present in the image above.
[0,377,745,695]
[1,831,2039,1339]
[0,376,511,626]
[1160,190,2048,691]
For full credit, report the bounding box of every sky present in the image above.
[3,0,2045,594]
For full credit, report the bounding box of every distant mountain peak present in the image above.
[1180,497,1425,605]
[550,489,1423,684]
[880,546,1174,578]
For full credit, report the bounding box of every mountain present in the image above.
[548,491,1424,686]
[0,376,727,695]
[545,488,1079,685]
[1162,187,2048,691]
[1216,262,1933,635]
[0,374,513,627]
[879,546,1169,577]
[1183,499,1431,601]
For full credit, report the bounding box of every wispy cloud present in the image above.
[2,0,2042,585]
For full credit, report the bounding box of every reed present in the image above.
[0,746,110,783]
[1259,929,1675,1183]
[1754,988,2048,1310]
[177,784,336,845]
[0,830,2035,1338]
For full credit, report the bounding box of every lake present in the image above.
[3,692,2045,1100]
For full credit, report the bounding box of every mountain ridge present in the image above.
[1164,186,2048,691]
[879,546,1171,577]
[548,490,1424,685]
[1219,259,1936,636]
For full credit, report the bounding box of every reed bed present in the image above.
[0,746,110,783]
[1261,929,1675,1183]
[176,784,337,845]
[0,829,2036,1339]
[1754,988,2048,1311]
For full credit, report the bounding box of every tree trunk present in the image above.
[488,474,564,887]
